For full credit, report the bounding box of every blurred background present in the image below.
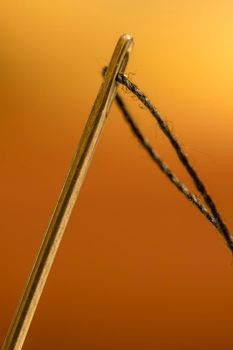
[1,1,233,349]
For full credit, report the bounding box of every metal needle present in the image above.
[2,34,134,350]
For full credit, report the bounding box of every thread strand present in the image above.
[115,72,233,253]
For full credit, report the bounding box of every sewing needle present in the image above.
[2,33,134,350]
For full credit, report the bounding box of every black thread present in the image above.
[102,67,233,252]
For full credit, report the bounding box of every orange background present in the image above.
[1,1,233,349]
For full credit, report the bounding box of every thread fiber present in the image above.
[103,67,233,253]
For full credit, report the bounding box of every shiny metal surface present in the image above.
[2,34,133,350]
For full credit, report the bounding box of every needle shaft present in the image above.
[2,34,133,350]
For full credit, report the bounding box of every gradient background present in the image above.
[1,1,233,349]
